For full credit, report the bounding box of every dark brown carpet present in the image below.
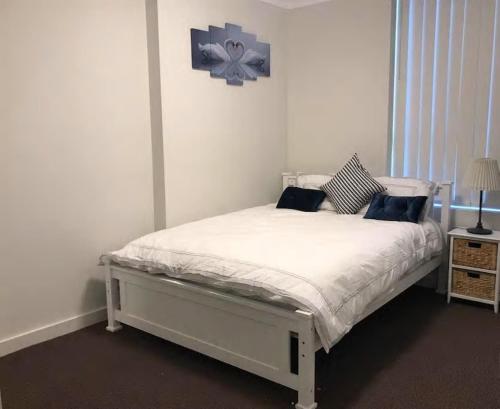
[1,287,499,409]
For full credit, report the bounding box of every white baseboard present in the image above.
[0,307,107,358]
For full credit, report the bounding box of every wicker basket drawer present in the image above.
[452,238,498,270]
[451,269,496,301]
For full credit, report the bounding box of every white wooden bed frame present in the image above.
[104,176,452,409]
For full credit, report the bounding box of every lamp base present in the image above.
[466,227,493,235]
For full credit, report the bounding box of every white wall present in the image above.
[157,0,288,227]
[0,0,154,347]
[286,0,392,176]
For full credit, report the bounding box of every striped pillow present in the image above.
[321,154,386,214]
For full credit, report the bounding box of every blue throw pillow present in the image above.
[277,187,326,212]
[363,193,427,223]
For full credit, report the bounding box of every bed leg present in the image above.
[105,262,122,333]
[295,311,318,409]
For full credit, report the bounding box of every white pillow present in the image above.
[296,174,336,212]
[358,176,437,219]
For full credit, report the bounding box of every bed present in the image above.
[102,173,452,409]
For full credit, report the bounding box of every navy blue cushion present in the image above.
[277,187,326,212]
[363,194,427,223]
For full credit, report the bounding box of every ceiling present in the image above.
[259,0,331,9]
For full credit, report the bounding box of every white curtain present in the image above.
[392,0,500,208]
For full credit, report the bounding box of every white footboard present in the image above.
[105,262,318,409]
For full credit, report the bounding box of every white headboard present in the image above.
[281,172,453,235]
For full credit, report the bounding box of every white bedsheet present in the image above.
[105,204,443,351]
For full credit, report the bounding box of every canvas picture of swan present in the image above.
[191,23,270,86]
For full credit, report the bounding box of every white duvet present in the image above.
[106,205,443,351]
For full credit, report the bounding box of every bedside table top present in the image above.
[448,228,500,242]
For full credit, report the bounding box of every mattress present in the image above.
[105,204,443,351]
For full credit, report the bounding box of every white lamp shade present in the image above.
[463,158,500,191]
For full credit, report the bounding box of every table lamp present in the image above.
[463,158,500,235]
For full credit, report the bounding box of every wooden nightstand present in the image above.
[447,228,500,313]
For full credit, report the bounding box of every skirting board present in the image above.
[0,307,106,358]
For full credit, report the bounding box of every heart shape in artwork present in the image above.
[224,39,245,62]
[225,62,245,81]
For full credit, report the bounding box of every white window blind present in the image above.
[391,0,500,209]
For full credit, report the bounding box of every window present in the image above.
[391,0,500,210]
